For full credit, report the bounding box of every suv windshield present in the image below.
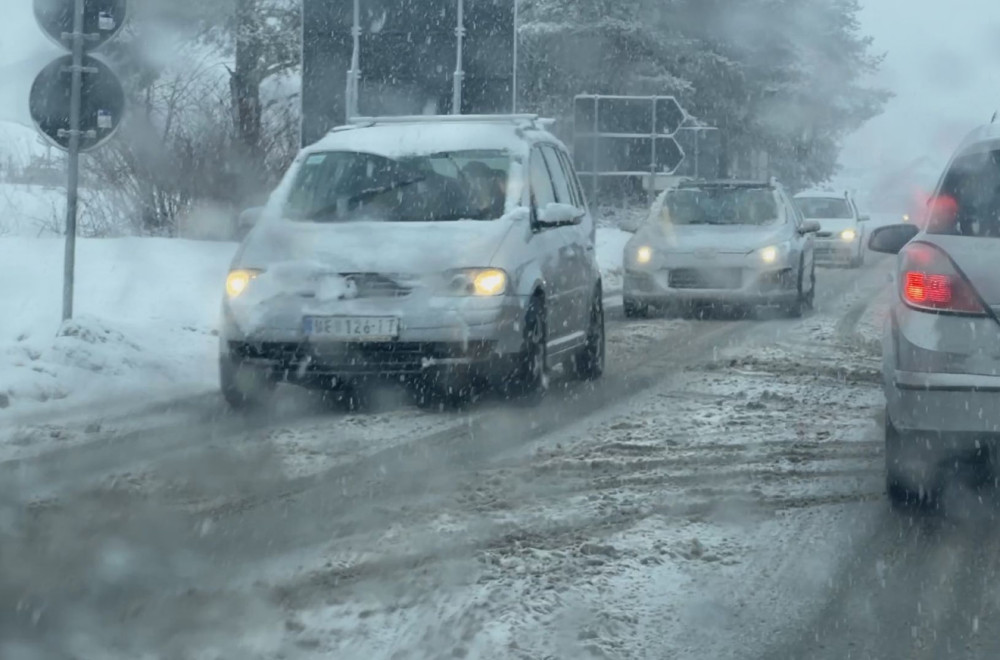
[283,149,510,222]
[929,149,1000,237]
[662,188,780,226]
[795,197,853,219]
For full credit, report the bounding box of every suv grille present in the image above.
[669,268,742,290]
[343,273,411,298]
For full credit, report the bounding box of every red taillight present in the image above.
[899,243,985,315]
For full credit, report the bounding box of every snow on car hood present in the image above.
[236,215,517,274]
[633,222,789,254]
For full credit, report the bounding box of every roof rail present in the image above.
[347,114,546,126]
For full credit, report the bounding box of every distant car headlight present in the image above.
[446,268,508,296]
[636,246,653,265]
[902,214,910,223]
[841,228,857,241]
[226,269,262,298]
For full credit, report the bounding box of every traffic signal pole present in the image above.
[62,0,84,321]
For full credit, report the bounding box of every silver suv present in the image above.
[220,115,604,408]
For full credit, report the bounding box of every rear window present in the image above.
[929,149,1000,237]
[795,197,852,220]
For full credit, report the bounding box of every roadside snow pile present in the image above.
[596,227,631,294]
[0,237,237,414]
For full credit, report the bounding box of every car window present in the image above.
[662,187,780,226]
[530,148,557,209]
[928,149,1000,237]
[282,149,510,222]
[795,197,853,219]
[556,148,587,209]
[540,145,573,205]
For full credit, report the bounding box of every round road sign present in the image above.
[29,54,125,152]
[34,0,127,52]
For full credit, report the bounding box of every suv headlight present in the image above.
[226,269,262,298]
[840,228,857,241]
[445,268,508,296]
[636,245,653,265]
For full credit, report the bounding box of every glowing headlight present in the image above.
[225,269,261,298]
[760,246,779,264]
[636,246,653,265]
[841,228,857,241]
[472,269,508,296]
[447,269,508,296]
[902,214,910,223]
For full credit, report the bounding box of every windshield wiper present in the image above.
[301,177,425,220]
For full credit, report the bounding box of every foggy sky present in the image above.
[1,1,999,178]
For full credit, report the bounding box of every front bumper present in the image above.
[220,294,527,380]
[623,266,798,305]
[814,237,860,264]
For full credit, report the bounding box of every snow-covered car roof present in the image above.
[793,190,850,200]
[305,117,560,160]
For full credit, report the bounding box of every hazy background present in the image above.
[2,0,1000,181]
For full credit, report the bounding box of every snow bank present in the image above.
[0,237,237,413]
[596,227,631,294]
[0,182,131,238]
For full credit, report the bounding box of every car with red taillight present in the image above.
[869,130,1000,510]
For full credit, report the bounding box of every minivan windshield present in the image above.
[795,197,853,219]
[662,188,780,226]
[283,149,511,222]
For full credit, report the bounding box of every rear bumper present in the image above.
[623,267,798,305]
[886,369,1000,435]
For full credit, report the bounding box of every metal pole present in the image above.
[452,0,465,114]
[649,100,657,205]
[512,0,519,113]
[63,0,84,321]
[346,0,361,121]
[592,99,599,208]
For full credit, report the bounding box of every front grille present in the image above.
[669,268,742,290]
[230,340,496,376]
[343,273,411,298]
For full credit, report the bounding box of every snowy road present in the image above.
[1,254,962,660]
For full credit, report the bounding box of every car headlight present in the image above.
[841,228,857,241]
[758,242,790,265]
[636,245,653,265]
[226,269,262,298]
[446,268,508,296]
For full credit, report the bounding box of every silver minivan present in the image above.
[219,115,604,408]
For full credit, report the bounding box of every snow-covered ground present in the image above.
[0,237,237,418]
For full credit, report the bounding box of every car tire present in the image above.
[573,288,605,381]
[504,296,548,400]
[804,261,816,310]
[623,298,649,318]
[220,356,276,411]
[885,410,939,512]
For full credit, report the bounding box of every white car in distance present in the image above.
[220,114,605,409]
[793,190,870,268]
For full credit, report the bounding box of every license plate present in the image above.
[303,316,399,341]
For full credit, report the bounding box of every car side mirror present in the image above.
[868,223,919,254]
[799,219,821,234]
[537,202,585,228]
[237,206,263,237]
